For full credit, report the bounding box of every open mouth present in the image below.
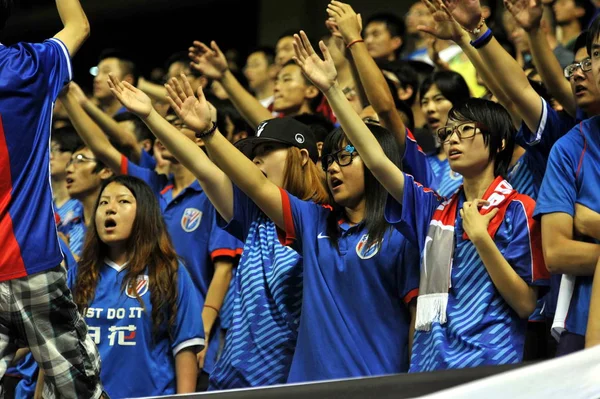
[330,177,343,189]
[104,218,117,229]
[448,149,462,159]
[427,117,440,127]
[575,85,586,95]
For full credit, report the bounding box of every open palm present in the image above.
[165,75,212,133]
[504,0,542,31]
[189,41,228,80]
[293,31,337,93]
[444,0,483,31]
[419,0,464,42]
[107,74,153,117]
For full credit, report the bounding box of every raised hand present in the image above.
[107,73,153,117]
[443,0,483,32]
[419,0,466,42]
[293,31,338,93]
[504,0,543,32]
[189,41,229,80]
[68,81,90,106]
[164,74,212,133]
[326,1,363,45]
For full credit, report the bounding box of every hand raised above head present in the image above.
[164,74,212,134]
[503,0,543,32]
[189,40,229,80]
[443,0,484,33]
[418,0,466,43]
[107,73,153,118]
[326,1,363,44]
[292,31,338,93]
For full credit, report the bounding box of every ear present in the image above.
[398,85,414,102]
[99,167,114,180]
[391,36,403,52]
[499,138,507,152]
[317,141,324,157]
[299,148,310,167]
[305,85,320,100]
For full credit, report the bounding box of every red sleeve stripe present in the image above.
[160,184,174,196]
[210,248,242,261]
[403,288,419,304]
[120,154,128,176]
[515,198,549,282]
[276,187,296,246]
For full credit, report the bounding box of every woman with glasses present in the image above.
[141,74,420,383]
[292,31,549,372]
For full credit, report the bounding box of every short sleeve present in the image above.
[533,132,581,218]
[120,154,168,197]
[398,239,420,305]
[518,98,575,158]
[278,188,326,250]
[208,208,243,261]
[171,263,206,356]
[216,184,259,241]
[29,39,72,100]
[384,173,442,252]
[137,150,158,171]
[504,199,549,286]
[403,129,434,188]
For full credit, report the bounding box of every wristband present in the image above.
[346,38,364,49]
[195,121,217,139]
[470,29,493,49]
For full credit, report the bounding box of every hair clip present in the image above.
[345,144,355,153]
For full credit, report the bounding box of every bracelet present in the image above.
[203,304,220,314]
[464,17,485,35]
[346,38,364,49]
[470,28,493,49]
[195,121,217,139]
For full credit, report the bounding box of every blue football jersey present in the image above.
[427,154,463,198]
[386,174,549,372]
[403,129,434,188]
[278,188,420,383]
[0,38,72,280]
[58,200,86,257]
[67,260,204,398]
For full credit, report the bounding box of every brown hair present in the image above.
[74,176,179,338]
[283,147,329,204]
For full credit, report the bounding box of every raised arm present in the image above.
[69,82,142,163]
[505,0,576,116]
[293,31,406,204]
[189,41,272,130]
[59,84,122,173]
[53,0,90,57]
[107,74,235,222]
[327,1,407,151]
[445,0,543,133]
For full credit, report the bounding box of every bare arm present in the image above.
[541,213,600,275]
[586,256,600,348]
[60,87,122,173]
[34,369,44,399]
[190,41,272,130]
[175,349,198,393]
[53,0,90,57]
[108,74,235,222]
[328,2,407,151]
[574,204,600,241]
[137,77,168,103]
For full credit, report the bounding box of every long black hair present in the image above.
[447,98,515,177]
[321,124,402,251]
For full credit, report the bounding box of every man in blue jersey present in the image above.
[0,0,106,398]
[51,126,84,225]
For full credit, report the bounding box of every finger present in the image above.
[211,41,223,56]
[485,208,500,221]
[292,56,305,70]
[172,77,187,102]
[196,41,214,55]
[326,8,340,19]
[181,74,195,98]
[164,83,183,108]
[196,85,206,101]
[300,31,316,56]
[165,94,181,113]
[421,0,438,13]
[319,40,334,64]
[293,42,305,64]
[121,81,137,94]
[327,3,344,15]
[474,199,491,208]
[417,25,439,37]
[357,13,363,30]
[294,34,310,60]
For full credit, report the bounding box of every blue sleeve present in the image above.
[30,39,72,100]
[120,155,167,198]
[518,98,576,158]
[216,184,259,242]
[137,150,157,171]
[279,188,326,251]
[504,200,550,286]
[402,129,434,188]
[398,238,421,305]
[533,132,581,218]
[171,263,206,355]
[384,173,442,252]
[208,207,243,261]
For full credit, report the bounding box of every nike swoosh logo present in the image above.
[318,232,330,239]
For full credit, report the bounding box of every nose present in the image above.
[65,162,74,173]
[448,129,460,145]
[326,159,340,174]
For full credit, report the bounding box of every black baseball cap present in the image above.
[235,117,319,163]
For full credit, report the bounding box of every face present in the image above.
[157,116,199,161]
[273,64,314,114]
[364,21,401,61]
[405,3,434,35]
[420,84,454,132]
[95,182,137,249]
[325,141,365,209]
[167,61,201,92]
[275,36,295,67]
[244,52,272,90]
[443,120,493,177]
[553,0,582,24]
[252,142,289,188]
[570,47,600,111]
[117,120,150,151]
[94,58,124,100]
[65,148,105,199]
[50,140,73,179]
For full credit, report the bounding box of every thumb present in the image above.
[211,41,223,56]
[357,13,363,30]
